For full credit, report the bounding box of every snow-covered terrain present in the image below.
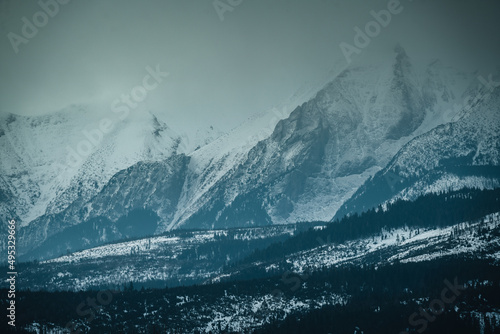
[17,224,300,291]
[199,292,348,333]
[166,46,480,230]
[336,78,500,219]
[6,46,498,261]
[0,105,185,227]
[215,212,500,281]
[20,209,499,293]
[9,209,500,333]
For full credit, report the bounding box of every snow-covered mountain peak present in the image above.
[0,103,184,227]
[9,50,498,260]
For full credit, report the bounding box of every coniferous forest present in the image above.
[2,187,500,333]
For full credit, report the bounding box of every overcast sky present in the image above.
[0,0,499,132]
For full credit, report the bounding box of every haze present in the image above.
[0,0,499,133]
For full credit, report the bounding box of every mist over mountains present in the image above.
[2,1,500,333]
[1,46,498,262]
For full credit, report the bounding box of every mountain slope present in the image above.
[14,102,297,259]
[17,154,190,260]
[4,189,500,333]
[0,105,183,228]
[175,46,473,228]
[335,79,500,220]
[17,224,307,291]
[12,47,484,259]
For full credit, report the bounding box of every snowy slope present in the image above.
[336,77,500,219]
[17,224,300,290]
[12,98,300,259]
[10,46,487,259]
[215,212,500,282]
[173,46,477,229]
[0,104,182,228]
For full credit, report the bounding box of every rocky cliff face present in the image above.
[176,46,459,228]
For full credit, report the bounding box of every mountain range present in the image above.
[1,46,498,261]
